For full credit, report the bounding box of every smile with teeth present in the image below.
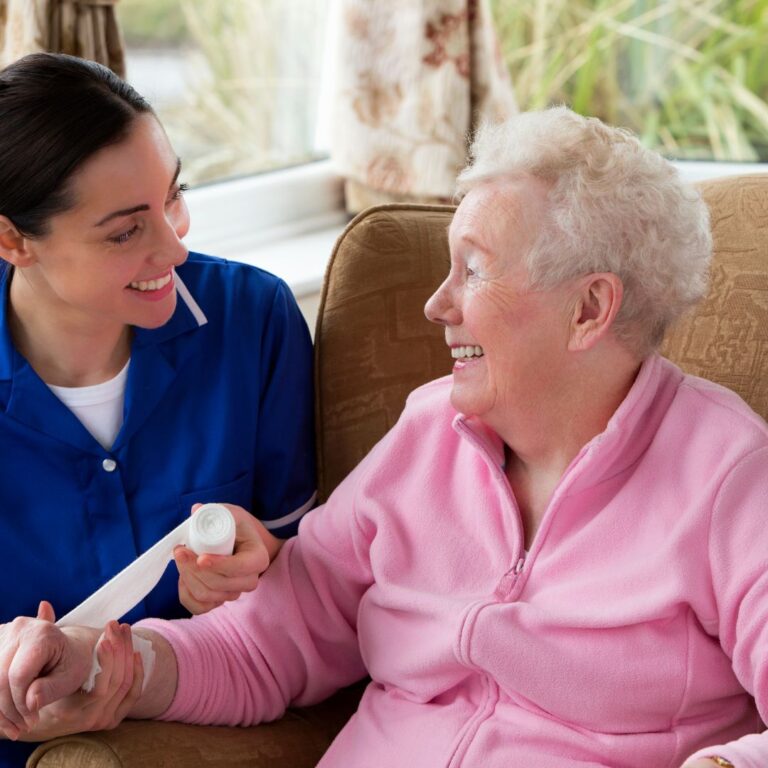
[129,272,172,292]
[451,345,484,360]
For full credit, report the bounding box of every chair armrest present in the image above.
[27,683,363,768]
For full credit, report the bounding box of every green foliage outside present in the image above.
[491,0,768,162]
[119,0,188,48]
[118,0,327,184]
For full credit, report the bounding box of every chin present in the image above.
[450,389,478,418]
[133,296,177,329]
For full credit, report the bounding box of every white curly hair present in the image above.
[457,106,712,356]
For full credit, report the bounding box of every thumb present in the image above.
[37,600,56,623]
[26,670,78,713]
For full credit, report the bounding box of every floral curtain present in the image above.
[331,0,517,213]
[0,0,125,77]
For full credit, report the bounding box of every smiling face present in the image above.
[424,176,578,434]
[11,113,189,334]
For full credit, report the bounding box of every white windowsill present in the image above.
[672,160,766,183]
[183,159,347,292]
[182,160,347,328]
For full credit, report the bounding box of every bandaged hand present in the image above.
[0,602,140,741]
[174,503,282,614]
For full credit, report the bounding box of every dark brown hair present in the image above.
[0,53,153,237]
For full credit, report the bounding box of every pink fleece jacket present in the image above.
[139,355,768,767]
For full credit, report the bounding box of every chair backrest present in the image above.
[314,176,768,501]
[660,174,768,418]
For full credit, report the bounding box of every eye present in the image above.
[108,225,139,245]
[169,182,189,202]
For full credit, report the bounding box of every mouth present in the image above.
[451,344,484,362]
[128,271,173,292]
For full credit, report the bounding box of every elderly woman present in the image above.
[2,107,767,768]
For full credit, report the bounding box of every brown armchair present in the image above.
[28,174,768,767]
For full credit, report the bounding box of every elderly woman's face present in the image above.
[424,176,576,431]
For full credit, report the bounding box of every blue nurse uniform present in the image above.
[0,253,317,765]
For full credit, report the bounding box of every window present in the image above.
[491,0,768,163]
[118,0,331,186]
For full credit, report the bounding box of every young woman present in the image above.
[0,53,316,765]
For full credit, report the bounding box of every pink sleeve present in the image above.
[684,446,768,768]
[136,455,377,727]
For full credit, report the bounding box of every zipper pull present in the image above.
[494,553,527,598]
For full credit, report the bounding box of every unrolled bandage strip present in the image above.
[56,503,236,691]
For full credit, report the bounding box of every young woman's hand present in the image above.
[174,503,283,614]
[14,618,143,741]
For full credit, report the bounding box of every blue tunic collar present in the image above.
[0,262,209,454]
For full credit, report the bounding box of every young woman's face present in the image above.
[16,113,190,332]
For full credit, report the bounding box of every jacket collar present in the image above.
[0,266,208,454]
[453,354,683,496]
[132,269,208,346]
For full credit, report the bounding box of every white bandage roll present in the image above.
[57,503,237,692]
[188,503,236,556]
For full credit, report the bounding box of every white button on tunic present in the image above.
[102,458,117,473]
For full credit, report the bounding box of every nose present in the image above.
[424,277,461,326]
[150,200,190,268]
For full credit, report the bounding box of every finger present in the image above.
[215,504,281,560]
[189,559,263,594]
[36,601,56,623]
[7,630,59,719]
[90,627,116,698]
[179,567,242,605]
[0,711,21,740]
[193,569,260,596]
[106,651,144,729]
[25,636,86,713]
[190,503,203,515]
[178,579,221,615]
[173,546,203,578]
[117,624,134,697]
[195,548,270,582]
[0,661,27,733]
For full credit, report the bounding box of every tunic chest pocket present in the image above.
[178,471,255,517]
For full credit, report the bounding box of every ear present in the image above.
[567,272,623,352]
[0,216,35,268]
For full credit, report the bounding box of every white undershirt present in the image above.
[48,360,130,450]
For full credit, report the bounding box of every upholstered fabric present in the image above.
[27,173,768,767]
[661,174,768,421]
[315,204,455,498]
[27,684,361,767]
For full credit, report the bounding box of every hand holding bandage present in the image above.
[0,503,273,742]
[175,503,281,614]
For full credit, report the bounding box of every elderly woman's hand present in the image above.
[174,503,282,615]
[0,601,100,740]
[13,615,143,742]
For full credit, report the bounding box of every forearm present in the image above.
[128,629,178,719]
